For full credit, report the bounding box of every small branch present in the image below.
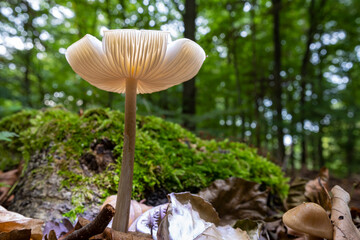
[63,204,115,240]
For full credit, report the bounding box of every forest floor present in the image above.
[296,169,360,208]
[1,165,360,239]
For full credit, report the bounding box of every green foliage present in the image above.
[0,108,289,203]
[0,131,18,142]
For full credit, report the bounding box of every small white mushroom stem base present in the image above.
[112,78,138,232]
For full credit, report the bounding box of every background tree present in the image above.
[1,0,359,176]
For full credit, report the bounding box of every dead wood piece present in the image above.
[331,185,360,240]
[63,204,115,240]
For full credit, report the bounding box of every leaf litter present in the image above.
[1,172,360,239]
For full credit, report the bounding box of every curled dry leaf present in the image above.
[198,177,269,225]
[330,185,360,240]
[157,192,220,240]
[157,192,250,240]
[129,203,168,239]
[0,205,43,240]
[304,167,331,210]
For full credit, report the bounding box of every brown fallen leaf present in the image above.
[0,205,43,240]
[260,218,288,240]
[285,178,308,210]
[0,167,21,205]
[111,230,152,240]
[45,230,58,240]
[330,185,360,240]
[198,177,269,226]
[0,229,31,240]
[304,167,331,210]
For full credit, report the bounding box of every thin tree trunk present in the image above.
[182,0,197,131]
[299,0,327,171]
[272,0,285,163]
[232,37,246,140]
[251,0,261,148]
[317,44,325,168]
[24,53,32,107]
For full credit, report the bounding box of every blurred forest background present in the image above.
[0,0,359,177]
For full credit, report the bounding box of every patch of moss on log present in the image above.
[0,107,289,205]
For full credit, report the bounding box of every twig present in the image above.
[63,204,115,240]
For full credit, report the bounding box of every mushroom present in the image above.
[282,202,333,240]
[65,29,205,232]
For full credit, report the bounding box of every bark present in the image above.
[232,36,246,139]
[23,52,32,107]
[299,0,327,171]
[251,0,261,148]
[182,0,197,131]
[272,0,285,163]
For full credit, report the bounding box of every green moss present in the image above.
[0,109,37,170]
[0,107,289,206]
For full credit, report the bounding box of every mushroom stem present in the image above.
[112,78,138,232]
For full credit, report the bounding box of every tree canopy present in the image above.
[0,0,359,176]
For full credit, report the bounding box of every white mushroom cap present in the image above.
[283,202,333,239]
[65,29,206,94]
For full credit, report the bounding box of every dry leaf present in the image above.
[0,205,43,240]
[157,192,251,240]
[111,230,152,240]
[45,230,58,240]
[129,203,168,239]
[285,178,308,210]
[157,192,219,240]
[0,229,31,240]
[233,219,262,240]
[196,225,250,240]
[198,177,269,225]
[0,167,20,204]
[43,218,73,239]
[330,185,360,240]
[259,218,287,240]
[304,168,331,210]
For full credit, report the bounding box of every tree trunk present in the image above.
[251,0,261,148]
[299,0,327,171]
[182,0,197,131]
[272,0,285,163]
[23,53,32,107]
